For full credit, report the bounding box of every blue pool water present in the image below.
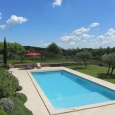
[31,70,115,109]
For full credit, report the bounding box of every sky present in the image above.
[0,0,115,49]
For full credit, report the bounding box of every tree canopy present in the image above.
[47,43,61,55]
[0,42,25,54]
[76,50,91,68]
[102,53,115,75]
[7,42,25,53]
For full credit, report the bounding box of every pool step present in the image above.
[50,92,110,109]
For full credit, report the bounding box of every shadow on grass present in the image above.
[97,73,115,79]
[70,66,86,70]
[11,61,27,64]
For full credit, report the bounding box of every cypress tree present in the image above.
[3,37,7,65]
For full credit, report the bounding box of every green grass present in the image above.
[0,56,75,65]
[67,65,115,84]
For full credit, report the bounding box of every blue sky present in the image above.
[0,0,115,49]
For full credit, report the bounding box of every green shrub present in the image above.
[13,76,22,91]
[0,98,14,112]
[0,106,7,115]
[0,69,16,98]
[98,62,103,67]
[14,93,27,103]
[13,76,20,91]
[13,77,19,88]
[2,64,10,70]
[16,86,23,91]
[8,96,32,115]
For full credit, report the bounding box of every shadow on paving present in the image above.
[97,73,115,79]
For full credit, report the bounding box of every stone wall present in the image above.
[13,62,89,68]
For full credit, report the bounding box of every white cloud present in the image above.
[60,26,93,47]
[90,22,100,27]
[104,28,115,45]
[43,43,50,47]
[0,15,28,29]
[105,28,115,37]
[38,40,50,48]
[60,36,70,41]
[59,41,76,48]
[69,41,76,46]
[92,28,115,48]
[52,0,62,7]
[6,15,28,25]
[60,23,115,48]
[82,40,87,43]
[80,34,94,39]
[0,12,2,20]
[72,27,90,35]
[0,25,7,29]
[97,35,105,39]
[60,35,77,41]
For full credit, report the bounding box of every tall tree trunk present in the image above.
[110,64,115,75]
[3,37,7,65]
[83,60,87,68]
[110,68,114,75]
[107,63,111,74]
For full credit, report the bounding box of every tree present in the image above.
[29,47,35,52]
[17,50,26,63]
[111,61,115,75]
[102,53,115,75]
[109,53,115,75]
[76,50,91,68]
[7,42,25,53]
[0,42,4,54]
[106,46,110,54]
[40,51,48,61]
[41,50,57,61]
[47,43,60,55]
[102,53,111,74]
[3,37,7,65]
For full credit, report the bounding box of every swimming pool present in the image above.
[27,67,115,115]
[29,68,115,114]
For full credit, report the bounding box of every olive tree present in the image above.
[102,53,115,75]
[76,50,91,68]
[17,50,26,63]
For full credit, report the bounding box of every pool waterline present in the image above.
[27,67,115,115]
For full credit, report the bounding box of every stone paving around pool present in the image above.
[9,67,115,115]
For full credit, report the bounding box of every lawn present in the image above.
[67,65,115,84]
[0,56,75,65]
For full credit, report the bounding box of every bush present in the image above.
[14,93,27,103]
[13,77,19,90]
[8,96,32,115]
[2,65,10,70]
[0,69,16,98]
[16,86,23,91]
[0,98,14,112]
[13,77,19,87]
[98,62,103,67]
[0,106,7,115]
[13,76,22,91]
